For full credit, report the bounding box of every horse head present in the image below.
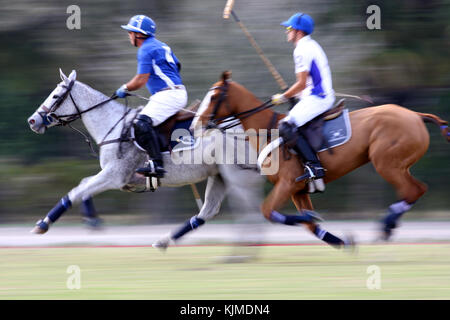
[191,70,237,132]
[191,70,266,134]
[28,69,78,134]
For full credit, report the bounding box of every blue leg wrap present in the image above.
[47,195,72,223]
[383,200,414,229]
[81,197,96,218]
[270,210,319,225]
[172,216,205,240]
[314,225,344,249]
[81,197,103,228]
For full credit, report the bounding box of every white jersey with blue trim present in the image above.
[137,37,183,95]
[293,35,334,99]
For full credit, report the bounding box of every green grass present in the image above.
[0,244,449,299]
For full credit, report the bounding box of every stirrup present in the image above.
[295,164,325,183]
[136,160,165,178]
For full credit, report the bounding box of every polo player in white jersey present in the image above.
[271,12,335,190]
[115,15,188,178]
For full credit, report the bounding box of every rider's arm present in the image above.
[125,73,150,91]
[283,71,307,99]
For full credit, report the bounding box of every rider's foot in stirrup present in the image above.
[136,160,166,178]
[295,163,325,182]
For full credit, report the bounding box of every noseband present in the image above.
[37,80,76,127]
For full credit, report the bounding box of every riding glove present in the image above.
[271,93,288,105]
[115,84,129,98]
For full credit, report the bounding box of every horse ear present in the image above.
[221,70,232,82]
[68,70,77,82]
[59,68,69,83]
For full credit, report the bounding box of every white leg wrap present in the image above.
[389,200,413,214]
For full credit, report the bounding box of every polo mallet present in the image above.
[190,184,203,210]
[222,0,373,104]
[223,0,288,91]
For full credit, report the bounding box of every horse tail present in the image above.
[416,112,449,142]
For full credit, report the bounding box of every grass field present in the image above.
[0,244,449,299]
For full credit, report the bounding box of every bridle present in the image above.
[36,80,123,157]
[37,80,116,127]
[205,80,232,129]
[205,81,275,131]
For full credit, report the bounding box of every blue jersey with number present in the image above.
[137,37,183,95]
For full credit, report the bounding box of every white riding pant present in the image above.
[140,88,188,126]
[282,94,335,127]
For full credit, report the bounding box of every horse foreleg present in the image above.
[81,197,103,229]
[261,180,322,226]
[77,175,103,229]
[152,175,226,250]
[31,168,123,234]
[290,192,353,250]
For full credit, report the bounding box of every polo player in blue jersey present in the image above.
[116,15,187,177]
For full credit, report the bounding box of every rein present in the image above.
[211,99,274,130]
[206,82,275,131]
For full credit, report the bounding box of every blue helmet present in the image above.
[281,12,314,35]
[121,15,156,37]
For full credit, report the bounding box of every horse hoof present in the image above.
[152,235,173,251]
[379,228,393,242]
[30,219,48,234]
[343,233,357,254]
[83,217,103,230]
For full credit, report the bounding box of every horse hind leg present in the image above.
[374,165,428,240]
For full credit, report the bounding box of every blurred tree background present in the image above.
[0,0,449,224]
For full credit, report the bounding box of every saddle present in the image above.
[298,99,346,152]
[154,100,200,152]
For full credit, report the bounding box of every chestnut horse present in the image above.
[194,71,449,244]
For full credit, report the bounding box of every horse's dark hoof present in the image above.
[379,223,394,241]
[343,233,357,254]
[379,213,398,241]
[83,217,103,230]
[30,219,49,234]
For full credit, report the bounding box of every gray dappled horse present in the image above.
[27,70,264,249]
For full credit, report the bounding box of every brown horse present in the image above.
[194,71,449,245]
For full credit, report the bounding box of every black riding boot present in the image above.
[133,114,166,177]
[293,132,325,181]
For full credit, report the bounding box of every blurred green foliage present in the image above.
[0,0,448,221]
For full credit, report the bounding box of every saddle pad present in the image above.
[318,108,352,152]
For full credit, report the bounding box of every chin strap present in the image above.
[133,34,149,47]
